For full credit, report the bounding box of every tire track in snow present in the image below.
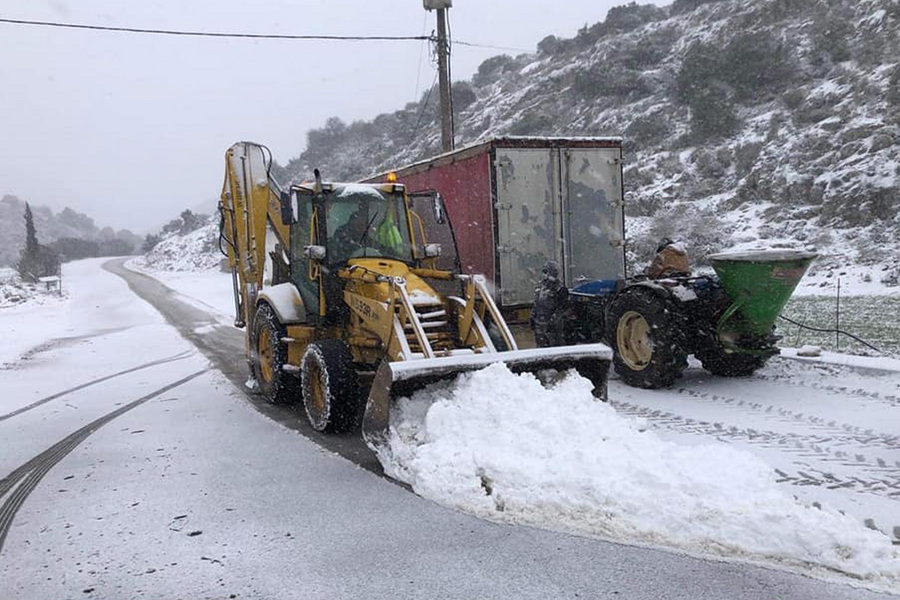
[611,399,900,543]
[0,369,208,555]
[0,350,195,422]
[757,362,900,408]
[668,386,900,452]
[0,327,134,370]
[610,400,900,494]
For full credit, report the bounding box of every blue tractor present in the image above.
[562,250,816,389]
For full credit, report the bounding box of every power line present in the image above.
[409,72,439,146]
[453,39,531,53]
[412,12,429,103]
[0,17,534,52]
[0,17,430,42]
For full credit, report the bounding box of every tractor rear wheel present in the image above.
[696,346,768,377]
[605,288,686,389]
[252,303,297,404]
[301,340,362,433]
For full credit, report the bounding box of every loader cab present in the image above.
[285,182,417,320]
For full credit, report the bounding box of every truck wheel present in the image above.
[301,340,361,433]
[605,288,686,389]
[252,303,297,404]
[697,347,767,377]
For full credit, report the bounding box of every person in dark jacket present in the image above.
[530,260,569,347]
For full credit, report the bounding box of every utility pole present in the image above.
[424,0,454,152]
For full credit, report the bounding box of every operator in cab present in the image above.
[330,201,405,264]
[331,205,369,262]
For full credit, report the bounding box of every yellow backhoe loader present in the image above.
[219,141,611,451]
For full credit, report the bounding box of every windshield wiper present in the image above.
[358,211,379,258]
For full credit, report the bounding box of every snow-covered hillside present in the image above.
[132,216,221,272]
[278,0,900,291]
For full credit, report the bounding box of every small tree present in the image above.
[17,203,41,280]
[180,209,202,234]
[17,202,59,281]
[142,233,162,253]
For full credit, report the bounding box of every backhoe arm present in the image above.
[219,142,290,339]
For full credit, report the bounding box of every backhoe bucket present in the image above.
[362,343,612,453]
[708,249,816,339]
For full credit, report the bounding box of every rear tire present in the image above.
[697,346,768,377]
[301,340,361,433]
[605,287,686,389]
[252,303,297,404]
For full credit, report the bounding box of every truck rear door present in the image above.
[494,148,562,306]
[562,147,626,284]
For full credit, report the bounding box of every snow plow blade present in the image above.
[362,343,612,452]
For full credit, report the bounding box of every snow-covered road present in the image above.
[0,259,897,598]
[613,360,900,543]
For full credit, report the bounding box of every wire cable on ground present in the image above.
[778,315,884,354]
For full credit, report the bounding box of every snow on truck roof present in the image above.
[363,136,624,182]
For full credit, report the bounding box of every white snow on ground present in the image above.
[125,258,236,322]
[0,268,66,310]
[127,217,238,322]
[125,252,900,590]
[781,347,900,372]
[380,364,900,590]
[794,262,900,298]
[0,260,127,366]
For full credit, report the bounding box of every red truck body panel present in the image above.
[388,150,495,285]
[366,137,626,313]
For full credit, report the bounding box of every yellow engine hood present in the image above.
[346,258,441,304]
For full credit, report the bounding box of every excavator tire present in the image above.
[252,303,298,404]
[605,287,686,389]
[301,340,362,433]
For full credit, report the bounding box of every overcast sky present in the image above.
[1,0,666,233]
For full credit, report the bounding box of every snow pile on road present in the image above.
[380,363,900,588]
[135,217,221,272]
[0,269,65,309]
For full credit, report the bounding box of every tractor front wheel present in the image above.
[605,288,686,389]
[301,340,361,433]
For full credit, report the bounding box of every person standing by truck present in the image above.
[530,260,569,347]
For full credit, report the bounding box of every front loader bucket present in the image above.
[362,343,613,453]
[708,249,816,339]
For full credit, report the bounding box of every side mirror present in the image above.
[433,192,445,224]
[424,243,442,258]
[280,191,293,225]
[304,245,326,261]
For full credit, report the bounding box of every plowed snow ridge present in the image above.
[379,363,900,590]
